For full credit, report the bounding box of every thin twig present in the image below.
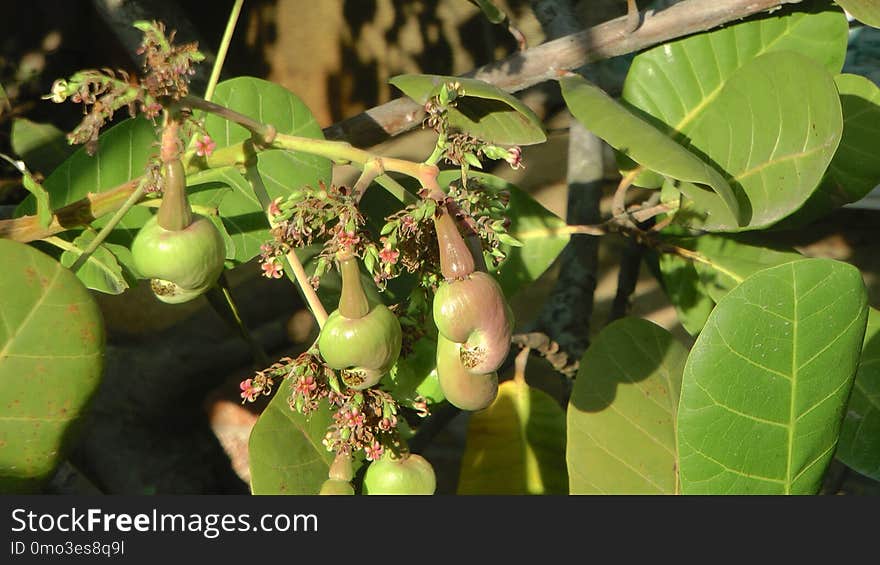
[204,0,244,102]
[69,181,146,272]
[284,250,328,328]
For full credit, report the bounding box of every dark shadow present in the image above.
[570,319,675,413]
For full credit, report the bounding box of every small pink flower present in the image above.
[195,135,217,158]
[296,375,317,395]
[336,229,360,249]
[267,197,282,218]
[343,406,365,428]
[364,441,384,461]
[378,239,400,265]
[261,259,283,279]
[240,379,259,403]
[504,146,523,169]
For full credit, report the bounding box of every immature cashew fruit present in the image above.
[319,452,355,495]
[131,159,225,304]
[432,207,512,411]
[317,253,402,390]
[363,453,436,495]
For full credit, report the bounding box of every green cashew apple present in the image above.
[319,479,355,495]
[363,453,436,495]
[317,253,402,389]
[436,335,498,411]
[131,214,226,304]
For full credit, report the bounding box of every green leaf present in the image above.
[659,234,804,335]
[678,51,843,231]
[16,117,157,244]
[567,318,687,494]
[678,259,868,494]
[248,384,336,495]
[459,379,567,494]
[785,73,880,225]
[559,74,741,225]
[389,74,546,145]
[0,240,105,492]
[658,253,714,336]
[204,78,332,264]
[673,235,803,303]
[469,0,506,24]
[58,231,134,295]
[622,1,848,187]
[837,0,880,27]
[836,307,880,480]
[385,337,443,405]
[11,118,75,174]
[435,170,569,296]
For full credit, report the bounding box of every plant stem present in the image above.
[209,272,270,367]
[184,96,276,143]
[68,181,146,273]
[284,250,329,328]
[204,0,245,102]
[374,174,418,205]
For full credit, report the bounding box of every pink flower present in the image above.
[343,406,365,428]
[378,239,400,265]
[267,197,282,219]
[504,146,523,169]
[261,259,283,279]
[195,135,217,158]
[295,375,317,396]
[240,379,259,403]
[336,229,360,249]
[364,441,384,461]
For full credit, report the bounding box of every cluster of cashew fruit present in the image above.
[130,156,226,303]
[314,200,511,494]
[432,206,512,411]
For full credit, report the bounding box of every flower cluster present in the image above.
[239,359,286,404]
[44,21,204,154]
[255,350,404,462]
[445,178,521,270]
[135,20,204,101]
[322,388,402,461]
[258,182,366,286]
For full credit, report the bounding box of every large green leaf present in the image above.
[559,74,741,226]
[459,378,567,494]
[785,73,880,225]
[390,74,546,145]
[836,307,880,480]
[567,318,687,494]
[678,51,843,231]
[622,1,848,185]
[16,117,157,244]
[436,170,568,295]
[0,240,105,492]
[837,0,880,27]
[248,383,335,495]
[204,78,332,264]
[678,259,868,494]
[11,118,75,175]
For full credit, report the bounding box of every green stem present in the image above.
[424,133,446,166]
[68,181,146,273]
[374,174,417,205]
[136,199,217,217]
[204,0,245,102]
[284,250,329,328]
[209,272,270,367]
